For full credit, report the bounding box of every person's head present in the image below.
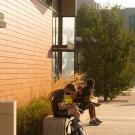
[86,79,95,89]
[64,83,76,96]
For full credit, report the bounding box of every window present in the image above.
[52,52,58,78]
[53,13,59,45]
[62,17,75,46]
[129,15,135,31]
[62,52,74,77]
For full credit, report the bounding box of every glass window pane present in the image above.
[62,52,74,77]
[53,16,59,45]
[62,17,75,46]
[129,15,135,31]
[52,52,58,77]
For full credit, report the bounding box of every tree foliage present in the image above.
[76,6,135,101]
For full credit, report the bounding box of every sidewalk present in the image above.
[80,88,135,135]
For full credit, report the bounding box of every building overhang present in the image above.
[61,0,76,17]
[53,0,77,17]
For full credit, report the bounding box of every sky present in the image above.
[95,0,135,8]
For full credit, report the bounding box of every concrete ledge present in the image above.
[43,115,68,135]
[0,100,16,135]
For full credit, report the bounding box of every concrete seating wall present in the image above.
[0,100,16,135]
[43,115,69,135]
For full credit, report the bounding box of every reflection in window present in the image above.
[52,52,58,78]
[62,52,74,77]
[129,15,135,31]
[62,17,75,46]
[53,15,58,45]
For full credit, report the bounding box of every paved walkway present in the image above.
[81,88,135,135]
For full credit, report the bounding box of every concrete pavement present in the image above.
[80,88,135,135]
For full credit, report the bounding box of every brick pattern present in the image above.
[0,0,52,102]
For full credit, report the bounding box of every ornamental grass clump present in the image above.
[17,97,52,135]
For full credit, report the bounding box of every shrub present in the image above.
[17,97,52,135]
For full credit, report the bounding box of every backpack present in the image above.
[66,118,87,135]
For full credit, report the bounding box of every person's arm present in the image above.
[74,95,84,100]
[82,87,91,103]
[84,96,90,103]
[54,91,74,110]
[90,88,94,97]
[58,102,75,110]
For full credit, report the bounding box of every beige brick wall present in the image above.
[0,0,52,104]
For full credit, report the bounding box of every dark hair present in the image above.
[65,84,76,92]
[87,79,95,88]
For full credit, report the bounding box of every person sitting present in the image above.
[51,83,80,120]
[74,79,102,126]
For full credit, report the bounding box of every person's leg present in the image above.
[54,110,69,117]
[76,102,95,120]
[89,102,102,124]
[54,106,80,120]
[86,102,100,126]
[68,107,83,127]
[88,103,95,119]
[67,107,80,118]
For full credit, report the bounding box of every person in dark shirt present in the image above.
[51,83,80,119]
[74,79,102,126]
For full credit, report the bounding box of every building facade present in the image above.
[0,0,76,103]
[0,0,53,101]
[124,8,135,32]
[77,0,94,10]
[77,0,100,10]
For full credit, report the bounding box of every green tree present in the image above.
[76,6,135,101]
